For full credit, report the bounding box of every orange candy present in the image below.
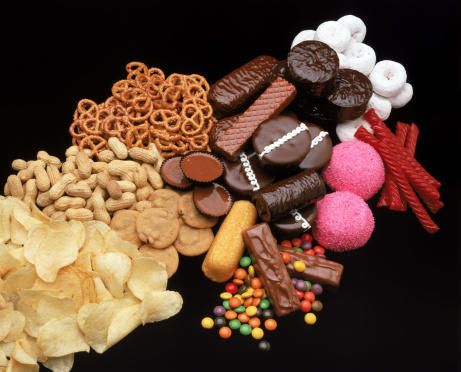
[281,252,291,264]
[253,298,261,307]
[253,289,264,298]
[243,298,254,307]
[264,319,277,331]
[229,297,242,308]
[250,278,262,289]
[248,317,261,328]
[238,313,250,323]
[234,268,247,280]
[219,326,232,339]
[225,310,237,320]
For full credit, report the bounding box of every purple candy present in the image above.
[312,283,323,295]
[295,280,308,292]
[291,278,298,287]
[301,241,312,250]
[213,305,226,317]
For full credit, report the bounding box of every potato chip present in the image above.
[4,311,26,342]
[37,317,89,357]
[5,358,39,372]
[0,304,14,341]
[0,243,21,277]
[7,247,27,266]
[79,229,105,257]
[0,348,7,367]
[83,220,110,236]
[92,253,131,299]
[139,290,183,324]
[127,257,167,300]
[1,341,14,357]
[42,354,74,372]
[0,202,15,244]
[67,221,85,251]
[106,304,141,350]
[2,267,37,295]
[36,296,77,329]
[12,208,42,233]
[12,339,37,365]
[93,278,113,303]
[104,231,141,259]
[10,218,28,246]
[30,204,50,224]
[23,225,49,265]
[74,252,92,272]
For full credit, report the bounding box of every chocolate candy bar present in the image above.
[323,69,372,122]
[222,150,275,197]
[213,77,297,161]
[208,55,279,114]
[252,114,311,170]
[278,246,344,287]
[271,204,317,240]
[243,223,300,316]
[252,170,326,222]
[297,124,332,172]
[287,41,339,97]
[209,115,239,151]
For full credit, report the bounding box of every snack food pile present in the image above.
[0,13,443,370]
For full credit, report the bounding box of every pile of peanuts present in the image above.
[4,137,164,224]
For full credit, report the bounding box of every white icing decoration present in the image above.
[290,209,311,231]
[258,123,309,159]
[310,131,329,149]
[240,153,260,191]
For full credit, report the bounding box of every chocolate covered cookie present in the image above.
[271,204,317,240]
[297,124,332,171]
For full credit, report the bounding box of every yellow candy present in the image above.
[245,305,258,317]
[293,260,306,272]
[248,265,255,277]
[241,288,254,298]
[251,327,264,340]
[234,294,243,302]
[220,292,232,300]
[201,317,214,329]
[304,312,317,325]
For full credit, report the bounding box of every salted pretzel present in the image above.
[125,124,152,148]
[78,135,107,157]
[149,109,181,132]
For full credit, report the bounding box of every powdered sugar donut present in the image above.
[369,60,407,98]
[291,30,316,49]
[367,93,392,120]
[322,141,385,200]
[313,191,374,251]
[336,117,373,142]
[389,83,413,108]
[337,15,367,43]
[316,21,351,53]
[344,42,376,76]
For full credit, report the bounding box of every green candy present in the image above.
[229,319,241,330]
[223,300,231,310]
[234,305,246,313]
[240,256,252,267]
[239,324,252,336]
[295,247,303,253]
[259,299,271,310]
[305,281,312,291]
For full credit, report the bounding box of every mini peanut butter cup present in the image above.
[159,156,193,190]
[180,151,224,183]
[193,183,233,217]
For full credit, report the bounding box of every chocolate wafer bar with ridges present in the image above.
[213,77,297,161]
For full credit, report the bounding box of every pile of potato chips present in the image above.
[0,197,183,372]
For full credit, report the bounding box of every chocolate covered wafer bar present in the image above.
[208,55,279,114]
[213,77,297,161]
[243,223,300,316]
[279,246,344,287]
[252,170,326,222]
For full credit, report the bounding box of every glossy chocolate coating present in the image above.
[297,124,332,171]
[279,246,344,287]
[180,152,223,183]
[271,204,317,240]
[324,68,373,122]
[193,183,232,217]
[252,170,326,222]
[243,223,300,316]
[209,115,239,151]
[159,156,193,190]
[208,55,279,114]
[287,41,339,97]
[277,59,289,79]
[252,114,311,170]
[222,150,275,197]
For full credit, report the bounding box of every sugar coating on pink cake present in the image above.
[313,191,374,251]
[322,140,385,200]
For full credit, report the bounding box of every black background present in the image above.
[0,1,459,371]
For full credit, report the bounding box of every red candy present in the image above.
[301,233,313,242]
[295,289,305,300]
[300,300,312,312]
[281,240,292,248]
[292,238,302,247]
[305,249,315,256]
[313,246,325,255]
[304,291,315,302]
[225,282,238,294]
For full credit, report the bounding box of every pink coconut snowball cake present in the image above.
[313,191,375,251]
[322,140,385,200]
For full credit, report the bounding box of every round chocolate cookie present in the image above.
[180,152,223,183]
[271,204,317,240]
[297,124,332,172]
[324,68,373,122]
[209,115,239,150]
[160,156,193,190]
[252,114,311,170]
[222,150,275,197]
[193,183,233,217]
[287,40,339,97]
[277,59,290,79]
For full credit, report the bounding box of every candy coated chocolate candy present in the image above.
[297,124,332,172]
[222,150,275,197]
[159,156,193,190]
[180,152,223,183]
[271,204,317,240]
[193,183,233,217]
[252,115,312,170]
[324,68,373,122]
[288,41,339,97]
